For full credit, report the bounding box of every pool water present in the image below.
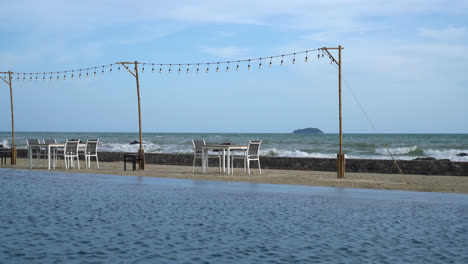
[1,169,467,263]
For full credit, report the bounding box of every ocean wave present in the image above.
[1,139,9,148]
[375,146,418,155]
[423,149,468,162]
[261,148,336,158]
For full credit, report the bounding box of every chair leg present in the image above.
[96,155,99,168]
[77,156,80,169]
[219,156,222,172]
[247,159,251,175]
[244,158,247,174]
[258,159,262,175]
[192,155,196,173]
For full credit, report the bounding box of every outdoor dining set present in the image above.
[192,139,262,175]
[27,139,99,170]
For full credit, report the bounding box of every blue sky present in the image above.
[0,0,467,133]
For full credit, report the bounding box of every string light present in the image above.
[248,59,251,70]
[110,65,112,72]
[178,64,181,74]
[94,68,96,76]
[168,64,171,74]
[63,72,66,80]
[318,50,320,59]
[187,65,190,74]
[206,63,209,73]
[79,70,82,78]
[259,58,262,69]
[71,70,74,79]
[118,65,121,71]
[293,53,296,64]
[281,55,284,66]
[23,74,26,81]
[30,74,33,81]
[43,73,45,80]
[159,65,162,74]
[35,74,38,80]
[17,75,19,81]
[102,66,105,75]
[216,62,219,72]
[226,62,229,72]
[305,51,308,62]
[142,64,145,73]
[269,57,272,67]
[50,73,52,80]
[152,64,154,73]
[56,73,59,80]
[86,69,89,78]
[236,61,239,71]
[196,64,199,74]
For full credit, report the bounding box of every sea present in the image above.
[1,132,468,162]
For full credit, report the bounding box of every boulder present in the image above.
[130,140,140,145]
[293,128,324,134]
[457,153,468,157]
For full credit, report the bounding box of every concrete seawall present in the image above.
[16,149,468,176]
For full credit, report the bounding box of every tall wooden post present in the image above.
[134,61,145,169]
[8,71,16,165]
[322,46,345,178]
[337,45,344,178]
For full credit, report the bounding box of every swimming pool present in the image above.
[1,169,467,263]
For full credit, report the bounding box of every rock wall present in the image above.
[15,149,468,176]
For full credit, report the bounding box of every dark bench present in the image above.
[124,153,144,171]
[0,149,11,166]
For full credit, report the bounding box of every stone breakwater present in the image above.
[15,149,468,176]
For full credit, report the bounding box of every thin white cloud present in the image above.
[201,46,249,58]
[418,26,468,41]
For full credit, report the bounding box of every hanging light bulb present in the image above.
[216,62,219,72]
[248,59,251,70]
[71,71,74,79]
[23,74,25,81]
[17,75,19,81]
[196,64,199,74]
[43,74,45,80]
[86,69,89,78]
[159,65,162,74]
[49,74,52,80]
[281,56,284,66]
[187,65,190,74]
[168,64,171,74]
[57,74,59,80]
[118,65,121,71]
[305,51,308,62]
[110,65,113,72]
[63,72,66,80]
[206,63,209,73]
[102,67,105,75]
[269,57,272,68]
[94,68,96,76]
[35,74,38,80]
[178,64,181,74]
[30,74,32,81]
[226,62,229,72]
[318,50,320,59]
[236,61,239,71]
[79,70,82,78]
[293,53,296,64]
[259,58,262,69]
[142,64,145,73]
[152,64,154,73]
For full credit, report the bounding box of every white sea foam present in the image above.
[1,139,9,148]
[375,146,418,155]
[423,149,468,162]
[261,148,336,158]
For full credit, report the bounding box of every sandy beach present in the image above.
[1,158,467,194]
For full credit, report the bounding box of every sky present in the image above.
[0,0,467,133]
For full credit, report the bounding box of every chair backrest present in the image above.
[192,139,206,154]
[44,139,57,144]
[26,138,40,147]
[65,139,79,154]
[247,140,262,157]
[85,139,99,155]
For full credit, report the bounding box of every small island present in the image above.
[292,127,324,134]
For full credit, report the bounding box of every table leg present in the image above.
[222,149,226,172]
[227,148,231,175]
[48,145,51,170]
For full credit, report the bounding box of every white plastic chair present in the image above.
[83,139,99,168]
[192,139,222,172]
[54,139,80,169]
[231,140,262,175]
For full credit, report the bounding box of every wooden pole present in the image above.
[337,45,345,178]
[8,71,16,165]
[134,61,145,169]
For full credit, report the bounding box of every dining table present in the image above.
[202,145,248,175]
[28,143,85,170]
